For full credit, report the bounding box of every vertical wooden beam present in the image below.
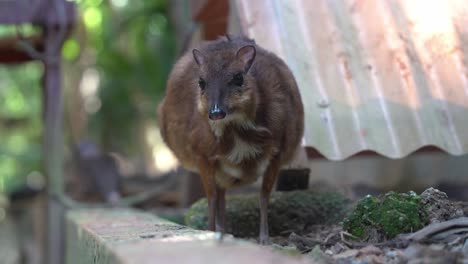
[42,24,66,264]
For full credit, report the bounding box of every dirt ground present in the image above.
[180,183,468,263]
[264,188,468,264]
[267,221,468,264]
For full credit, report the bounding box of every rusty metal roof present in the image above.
[233,0,468,160]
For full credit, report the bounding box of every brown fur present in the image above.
[158,35,304,242]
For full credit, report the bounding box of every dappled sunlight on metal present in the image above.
[234,0,468,160]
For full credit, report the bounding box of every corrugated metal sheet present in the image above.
[233,0,468,160]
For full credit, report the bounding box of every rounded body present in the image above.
[158,36,304,189]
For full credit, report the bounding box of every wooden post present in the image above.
[0,1,75,263]
[42,24,66,264]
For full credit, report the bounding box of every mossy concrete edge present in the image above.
[66,208,316,264]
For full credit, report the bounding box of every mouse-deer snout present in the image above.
[208,104,226,120]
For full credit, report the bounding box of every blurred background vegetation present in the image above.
[0,0,177,195]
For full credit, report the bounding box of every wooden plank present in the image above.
[0,0,75,26]
[0,35,44,64]
[0,1,40,24]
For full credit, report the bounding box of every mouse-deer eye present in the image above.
[198,77,206,90]
[231,73,244,86]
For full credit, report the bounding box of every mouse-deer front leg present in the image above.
[215,186,226,233]
[199,162,217,231]
[259,158,281,245]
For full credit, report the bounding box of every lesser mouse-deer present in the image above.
[158,35,304,244]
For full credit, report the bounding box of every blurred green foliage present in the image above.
[77,0,176,152]
[0,0,176,193]
[0,63,43,193]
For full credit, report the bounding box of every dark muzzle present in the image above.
[208,104,226,120]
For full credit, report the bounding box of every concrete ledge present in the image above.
[66,209,315,264]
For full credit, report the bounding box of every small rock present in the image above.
[357,255,385,264]
[330,242,346,254]
[307,245,334,264]
[451,246,463,252]
[139,234,155,239]
[358,245,382,256]
[429,244,445,251]
[404,243,463,263]
[420,188,464,224]
[385,250,397,258]
[350,261,368,264]
[288,232,319,252]
[333,249,359,259]
[385,249,407,261]
[403,244,423,259]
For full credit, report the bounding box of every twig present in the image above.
[403,217,468,242]
[288,232,334,250]
[340,217,468,249]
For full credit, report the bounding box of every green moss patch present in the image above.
[343,191,428,241]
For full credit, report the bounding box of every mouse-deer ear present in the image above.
[236,45,256,73]
[192,49,204,65]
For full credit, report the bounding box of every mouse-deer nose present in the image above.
[208,104,226,120]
